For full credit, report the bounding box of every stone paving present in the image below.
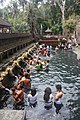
[0,110,25,120]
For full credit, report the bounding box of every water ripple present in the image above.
[4,50,80,120]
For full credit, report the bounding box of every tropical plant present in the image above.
[63,16,76,34]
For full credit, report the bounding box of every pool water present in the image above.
[4,49,80,120]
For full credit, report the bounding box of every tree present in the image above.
[28,7,34,36]
[1,0,79,34]
[55,0,66,22]
[75,0,80,16]
[18,0,27,11]
[63,16,76,35]
[27,0,44,35]
[12,1,19,19]
[0,0,6,19]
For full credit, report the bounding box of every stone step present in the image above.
[0,110,26,120]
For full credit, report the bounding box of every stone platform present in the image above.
[0,110,26,120]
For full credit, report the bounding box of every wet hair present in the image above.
[44,87,52,102]
[20,68,24,76]
[27,69,30,73]
[25,73,28,79]
[37,61,39,64]
[47,53,50,57]
[38,58,41,60]
[56,84,62,91]
[40,63,42,69]
[20,83,24,89]
[47,60,49,63]
[31,88,36,96]
[24,57,27,61]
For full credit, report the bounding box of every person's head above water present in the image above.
[44,87,52,102]
[31,88,37,96]
[44,87,52,94]
[56,84,62,91]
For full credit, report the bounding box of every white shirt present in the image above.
[54,98,62,104]
[27,93,38,104]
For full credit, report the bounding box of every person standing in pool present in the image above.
[27,88,38,108]
[18,73,31,93]
[43,87,53,110]
[45,60,49,70]
[11,85,24,110]
[54,84,63,114]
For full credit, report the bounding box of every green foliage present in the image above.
[38,2,62,34]
[63,16,76,33]
[0,0,79,34]
[65,0,80,19]
[51,22,62,35]
[74,0,80,16]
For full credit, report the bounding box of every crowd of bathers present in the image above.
[55,35,78,50]
[0,43,63,114]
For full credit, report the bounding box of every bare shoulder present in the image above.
[54,91,63,100]
[57,91,63,98]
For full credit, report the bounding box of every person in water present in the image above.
[54,84,63,114]
[27,88,38,108]
[36,61,41,71]
[43,87,53,110]
[26,69,31,79]
[45,60,49,70]
[0,82,11,108]
[19,73,31,93]
[11,85,24,109]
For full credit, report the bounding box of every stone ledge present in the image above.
[0,110,25,120]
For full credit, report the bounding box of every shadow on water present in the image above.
[3,49,80,120]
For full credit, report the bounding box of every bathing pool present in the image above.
[3,49,80,120]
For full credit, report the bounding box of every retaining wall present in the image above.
[0,33,33,62]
